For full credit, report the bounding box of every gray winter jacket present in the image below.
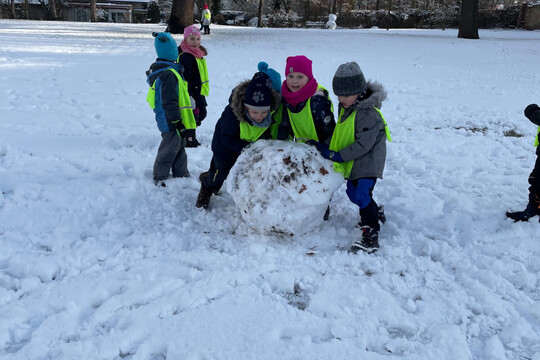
[337,81,388,180]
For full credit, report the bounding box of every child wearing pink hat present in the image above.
[273,55,336,220]
[178,24,209,148]
[274,55,335,145]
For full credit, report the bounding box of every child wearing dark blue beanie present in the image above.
[195,69,281,209]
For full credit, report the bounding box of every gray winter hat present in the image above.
[332,61,367,96]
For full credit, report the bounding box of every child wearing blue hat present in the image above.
[145,32,197,186]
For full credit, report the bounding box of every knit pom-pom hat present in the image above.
[152,32,178,61]
[257,61,282,94]
[244,72,273,111]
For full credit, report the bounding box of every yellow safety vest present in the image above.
[196,58,209,96]
[330,107,391,179]
[146,68,196,131]
[287,85,333,143]
[239,121,268,142]
[177,53,209,97]
[270,105,284,140]
[535,127,539,147]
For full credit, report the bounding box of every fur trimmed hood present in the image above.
[351,81,387,110]
[230,79,281,122]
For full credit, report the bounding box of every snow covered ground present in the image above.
[1,20,540,359]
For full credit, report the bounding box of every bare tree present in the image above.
[168,0,194,33]
[50,0,57,19]
[90,0,97,21]
[458,0,479,39]
[258,0,264,27]
[11,0,16,18]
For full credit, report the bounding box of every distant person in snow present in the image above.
[145,32,197,187]
[273,55,336,219]
[201,4,211,35]
[178,25,209,148]
[310,62,391,254]
[506,104,540,222]
[196,68,281,209]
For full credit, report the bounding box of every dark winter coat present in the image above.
[338,81,388,180]
[275,88,335,144]
[146,60,184,133]
[177,48,208,112]
[211,79,281,163]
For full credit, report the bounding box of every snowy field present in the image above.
[1,20,540,359]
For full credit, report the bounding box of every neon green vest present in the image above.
[196,58,209,96]
[270,105,284,140]
[177,53,210,97]
[329,107,391,179]
[288,85,333,143]
[146,68,196,131]
[330,110,355,178]
[535,127,539,147]
[239,121,268,142]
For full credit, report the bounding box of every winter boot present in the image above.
[199,172,220,195]
[195,185,212,209]
[349,225,379,254]
[377,205,386,224]
[356,205,387,228]
[153,178,167,187]
[506,202,540,222]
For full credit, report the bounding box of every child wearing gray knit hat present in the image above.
[311,61,391,254]
[332,61,367,97]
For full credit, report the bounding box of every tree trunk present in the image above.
[50,0,57,19]
[302,0,309,27]
[458,0,479,39]
[11,0,15,18]
[168,0,194,33]
[24,0,28,19]
[386,0,392,30]
[90,0,97,22]
[257,0,263,27]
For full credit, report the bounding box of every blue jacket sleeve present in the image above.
[160,71,181,123]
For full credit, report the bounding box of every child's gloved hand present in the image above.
[180,128,195,140]
[524,104,540,125]
[306,140,329,152]
[321,148,344,162]
[172,119,186,135]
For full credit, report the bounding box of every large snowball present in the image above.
[227,140,344,236]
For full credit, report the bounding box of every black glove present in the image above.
[524,104,539,122]
[181,128,196,140]
[171,119,186,137]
